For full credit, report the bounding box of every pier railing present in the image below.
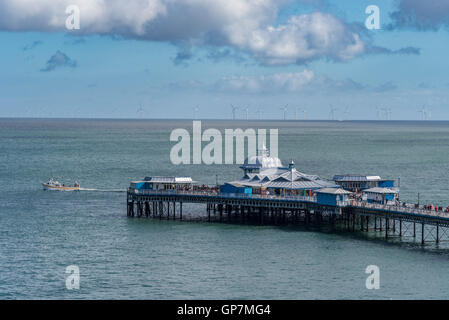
[351,200,449,219]
[129,188,317,202]
[129,188,449,220]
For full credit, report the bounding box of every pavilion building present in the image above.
[224,146,337,196]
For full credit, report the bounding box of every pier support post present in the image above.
[399,219,402,237]
[173,202,176,219]
[346,211,350,231]
[159,201,163,219]
[180,202,183,220]
[167,201,170,220]
[127,201,133,217]
[305,210,309,228]
[385,218,389,239]
[145,202,150,218]
[137,202,143,218]
[421,222,425,245]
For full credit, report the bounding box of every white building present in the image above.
[228,146,336,196]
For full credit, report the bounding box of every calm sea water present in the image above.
[1,118,449,299]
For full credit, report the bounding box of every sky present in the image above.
[0,0,449,120]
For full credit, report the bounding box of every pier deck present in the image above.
[127,189,449,244]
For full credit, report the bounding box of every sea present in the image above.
[1,118,449,299]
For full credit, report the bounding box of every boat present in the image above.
[42,178,80,191]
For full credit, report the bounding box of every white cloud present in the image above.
[0,0,366,64]
[227,12,364,64]
[0,0,166,34]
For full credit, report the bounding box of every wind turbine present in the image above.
[419,105,432,120]
[136,104,144,118]
[376,106,382,120]
[280,104,288,120]
[230,104,239,120]
[418,107,425,121]
[383,107,392,120]
[329,105,338,120]
[244,106,249,120]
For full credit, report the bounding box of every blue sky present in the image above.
[0,0,449,120]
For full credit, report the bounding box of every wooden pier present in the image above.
[127,190,449,245]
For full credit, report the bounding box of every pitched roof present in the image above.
[233,165,336,190]
[363,187,398,194]
[223,182,248,188]
[333,175,381,182]
[316,188,353,195]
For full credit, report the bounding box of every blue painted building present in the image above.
[333,175,395,192]
[316,188,353,206]
[220,182,252,195]
[130,176,194,192]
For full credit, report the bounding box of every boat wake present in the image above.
[79,188,126,192]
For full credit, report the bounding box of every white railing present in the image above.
[351,201,449,219]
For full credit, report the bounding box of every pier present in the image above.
[127,189,449,245]
[126,149,449,245]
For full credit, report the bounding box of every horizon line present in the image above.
[0,117,446,122]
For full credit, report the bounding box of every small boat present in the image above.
[42,178,80,191]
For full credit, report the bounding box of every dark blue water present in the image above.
[1,119,449,299]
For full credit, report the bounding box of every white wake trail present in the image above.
[79,188,126,192]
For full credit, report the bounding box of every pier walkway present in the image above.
[127,189,449,244]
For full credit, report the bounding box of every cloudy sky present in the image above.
[1,0,449,120]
